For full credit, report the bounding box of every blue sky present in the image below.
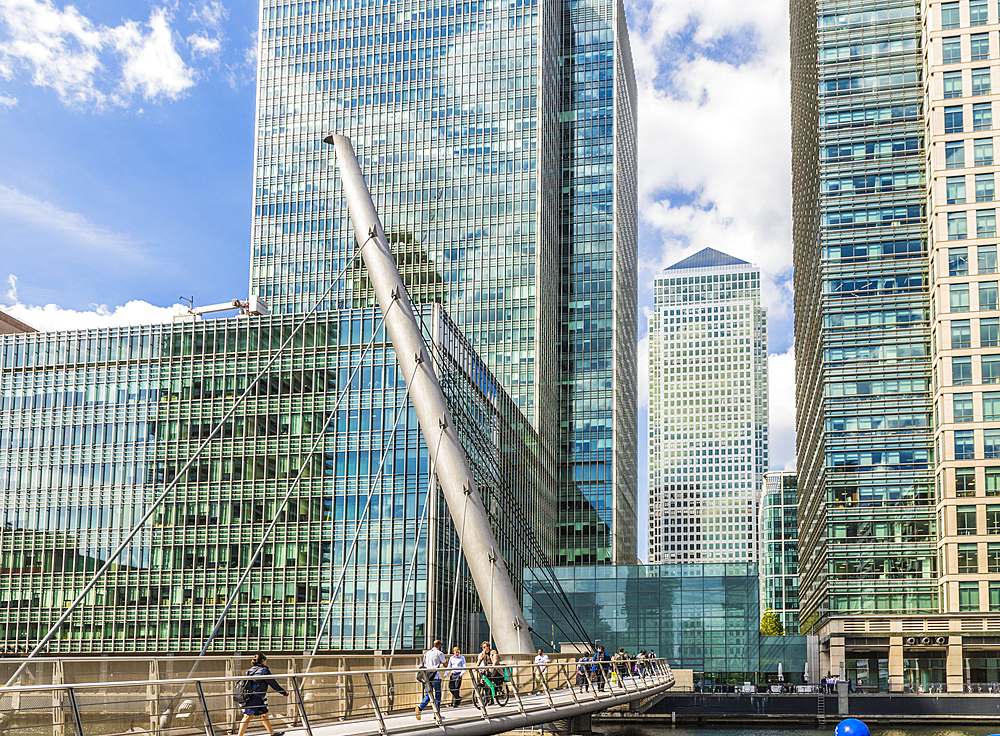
[0,0,795,561]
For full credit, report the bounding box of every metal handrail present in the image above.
[0,656,672,736]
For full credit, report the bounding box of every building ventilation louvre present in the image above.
[869,620,890,632]
[962,619,985,632]
[902,620,925,632]
[844,621,866,633]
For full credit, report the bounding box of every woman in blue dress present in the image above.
[236,653,288,736]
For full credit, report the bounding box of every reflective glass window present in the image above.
[951,246,970,274]
[949,176,967,204]
[945,70,964,98]
[976,174,995,202]
[946,105,965,133]
[973,68,992,96]
[972,34,991,61]
[975,102,994,131]
[952,319,972,347]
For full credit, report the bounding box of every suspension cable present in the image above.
[198,306,395,656]
[445,490,471,651]
[388,425,446,657]
[3,249,363,688]
[308,355,423,656]
[415,326,594,649]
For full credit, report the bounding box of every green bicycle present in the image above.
[476,667,511,707]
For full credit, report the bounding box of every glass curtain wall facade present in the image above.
[928,0,1000,618]
[0,308,550,653]
[249,0,637,565]
[791,0,936,635]
[760,471,798,634]
[647,248,768,564]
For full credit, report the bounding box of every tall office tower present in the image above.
[646,248,768,564]
[929,1,1000,626]
[760,471,798,635]
[249,0,638,565]
[789,0,1000,692]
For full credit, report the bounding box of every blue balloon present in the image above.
[835,719,870,736]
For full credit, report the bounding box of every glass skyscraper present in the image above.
[792,0,1000,692]
[647,248,768,565]
[760,471,798,635]
[249,0,637,564]
[0,307,551,653]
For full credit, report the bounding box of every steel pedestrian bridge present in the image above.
[0,654,674,736]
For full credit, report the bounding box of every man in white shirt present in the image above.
[533,648,550,694]
[416,640,447,720]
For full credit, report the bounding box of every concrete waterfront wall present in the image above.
[635,692,1000,724]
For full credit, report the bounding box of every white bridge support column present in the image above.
[326,133,535,657]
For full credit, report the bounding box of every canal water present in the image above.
[609,726,1000,736]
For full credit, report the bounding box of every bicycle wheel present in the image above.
[495,683,509,707]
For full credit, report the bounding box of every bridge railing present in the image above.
[0,657,673,736]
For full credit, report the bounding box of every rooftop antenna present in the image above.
[180,296,195,311]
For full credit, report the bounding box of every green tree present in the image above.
[760,608,785,636]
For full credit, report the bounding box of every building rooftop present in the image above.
[666,247,750,271]
[0,309,35,334]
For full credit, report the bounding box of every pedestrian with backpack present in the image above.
[235,653,288,736]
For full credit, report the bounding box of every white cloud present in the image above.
[0,91,16,105]
[188,32,221,57]
[109,8,196,101]
[628,0,793,314]
[0,183,145,260]
[768,347,796,471]
[189,0,228,30]
[0,0,199,107]
[2,291,186,332]
[637,308,652,410]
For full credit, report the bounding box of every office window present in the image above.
[945,70,964,98]
[984,317,1000,346]
[976,174,995,202]
[953,319,972,347]
[987,428,1000,458]
[989,505,1000,533]
[959,543,979,573]
[988,468,1000,496]
[958,505,979,534]
[957,467,977,496]
[945,37,963,63]
[942,2,961,28]
[960,581,981,612]
[951,246,970,274]
[975,102,994,131]
[949,176,968,204]
[947,140,966,168]
[990,543,1000,572]
[952,283,971,311]
[971,0,989,24]
[956,430,976,459]
[983,355,1000,383]
[955,355,974,384]
[976,139,994,166]
[991,581,1000,611]
[973,68,992,96]
[981,280,999,309]
[972,33,991,61]
[946,105,965,133]
[986,392,1000,420]
[956,393,975,422]
[950,212,969,240]
[981,212,999,239]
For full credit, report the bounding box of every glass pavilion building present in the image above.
[0,307,551,653]
[250,0,638,565]
[791,0,1000,691]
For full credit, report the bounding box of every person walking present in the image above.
[533,648,550,694]
[235,653,288,736]
[447,646,467,708]
[415,639,447,720]
[576,652,592,693]
[612,648,627,680]
[591,645,609,691]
